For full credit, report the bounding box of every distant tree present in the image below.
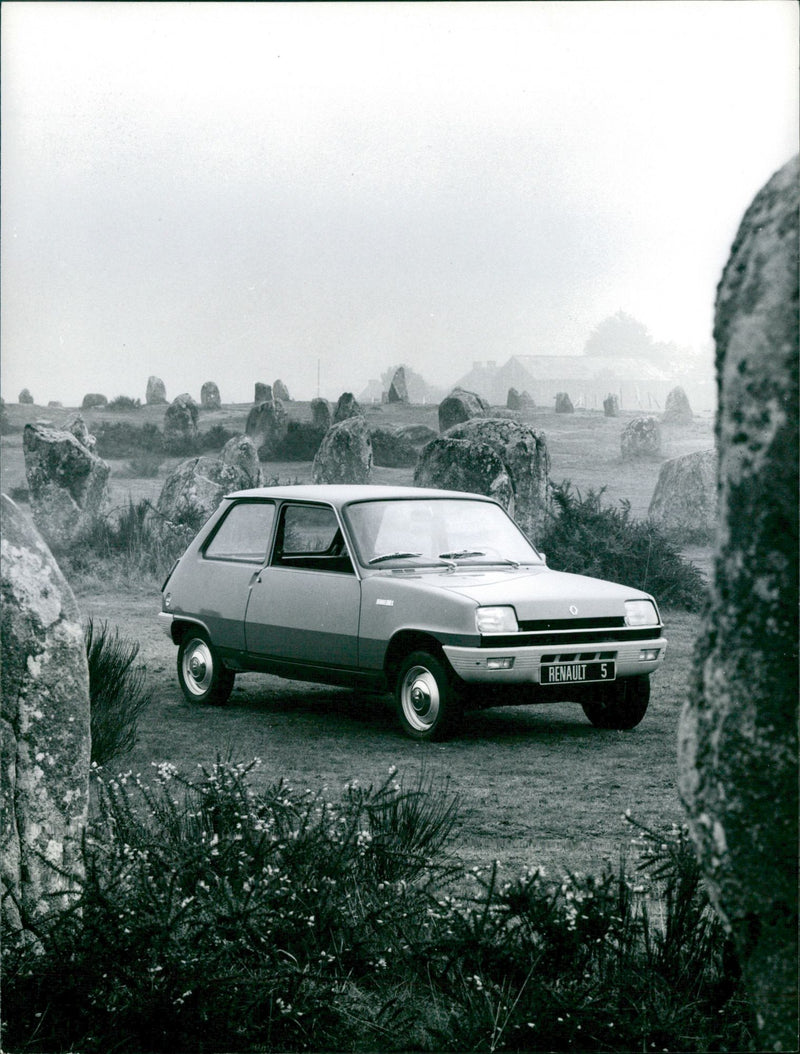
[584,311,657,359]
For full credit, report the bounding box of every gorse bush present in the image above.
[540,482,707,611]
[93,421,164,457]
[2,762,752,1053]
[108,395,142,412]
[85,619,153,765]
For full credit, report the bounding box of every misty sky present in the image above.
[1,1,797,406]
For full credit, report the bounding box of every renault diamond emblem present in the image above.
[569,605,578,615]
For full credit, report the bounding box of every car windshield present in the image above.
[344,498,542,568]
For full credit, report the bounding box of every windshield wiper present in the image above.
[368,551,422,565]
[438,550,486,560]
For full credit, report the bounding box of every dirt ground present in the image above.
[6,400,714,881]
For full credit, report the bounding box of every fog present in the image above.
[1,1,797,406]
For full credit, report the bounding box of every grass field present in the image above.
[1,396,717,881]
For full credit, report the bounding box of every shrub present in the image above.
[198,423,237,452]
[108,395,142,412]
[118,453,164,478]
[65,498,189,581]
[540,482,707,611]
[85,619,153,765]
[93,421,164,458]
[1,763,753,1054]
[273,420,326,460]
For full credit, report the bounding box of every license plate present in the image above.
[540,661,616,685]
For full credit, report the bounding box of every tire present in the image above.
[395,650,463,741]
[582,675,650,730]
[177,630,235,706]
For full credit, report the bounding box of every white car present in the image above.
[160,485,667,740]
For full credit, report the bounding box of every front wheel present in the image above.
[395,650,463,741]
[177,631,235,706]
[582,676,650,730]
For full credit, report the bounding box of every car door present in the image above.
[244,501,361,668]
[186,499,277,651]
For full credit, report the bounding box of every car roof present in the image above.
[224,484,499,510]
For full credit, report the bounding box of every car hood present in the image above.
[380,565,654,621]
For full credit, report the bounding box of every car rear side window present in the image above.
[204,502,275,563]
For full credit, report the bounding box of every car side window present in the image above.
[273,504,354,574]
[204,502,275,563]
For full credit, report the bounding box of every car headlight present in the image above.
[625,600,659,627]
[476,606,519,634]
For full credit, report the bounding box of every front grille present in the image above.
[518,616,625,632]
[480,626,662,648]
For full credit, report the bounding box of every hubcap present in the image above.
[183,639,214,696]
[402,666,440,732]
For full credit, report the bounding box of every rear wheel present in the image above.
[582,675,650,730]
[177,630,235,706]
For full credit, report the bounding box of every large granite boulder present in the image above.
[145,376,167,405]
[67,414,96,451]
[414,418,551,540]
[200,381,221,410]
[163,393,199,454]
[19,389,33,405]
[414,438,514,513]
[81,393,108,410]
[370,427,418,468]
[620,416,661,459]
[156,456,250,534]
[507,387,534,412]
[603,393,620,417]
[678,155,799,1052]
[245,395,287,459]
[221,435,262,488]
[395,423,439,447]
[387,367,409,404]
[662,385,693,425]
[311,397,332,431]
[23,423,110,549]
[1,495,90,932]
[555,392,574,414]
[647,449,717,541]
[311,416,373,484]
[273,379,291,402]
[333,392,364,424]
[438,387,490,433]
[254,382,270,403]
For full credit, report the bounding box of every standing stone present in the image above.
[145,376,167,405]
[620,416,661,459]
[415,418,551,540]
[311,416,373,484]
[1,495,90,932]
[67,414,96,451]
[163,393,199,454]
[518,390,535,411]
[506,387,521,411]
[414,439,514,515]
[23,423,110,549]
[273,379,291,402]
[438,388,489,433]
[200,381,221,410]
[333,392,363,424]
[387,367,409,404]
[245,395,287,459]
[311,397,332,431]
[254,382,270,403]
[678,155,798,1052]
[647,449,717,541]
[221,435,262,488]
[81,393,108,410]
[603,393,620,417]
[555,392,574,414]
[662,385,693,425]
[18,389,33,405]
[156,456,251,533]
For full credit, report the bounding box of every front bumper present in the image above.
[443,635,667,684]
